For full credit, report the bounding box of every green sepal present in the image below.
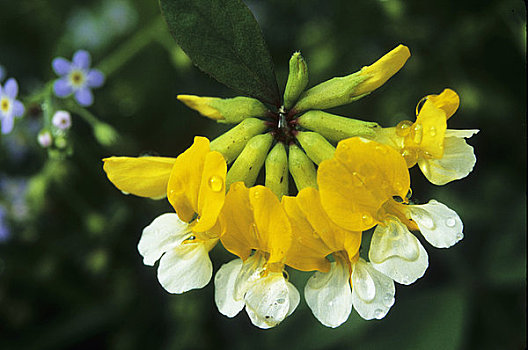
[288,144,317,191]
[283,52,309,110]
[296,131,336,165]
[297,110,380,142]
[225,133,273,189]
[265,143,289,198]
[210,118,267,164]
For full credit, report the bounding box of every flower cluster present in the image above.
[103,45,478,328]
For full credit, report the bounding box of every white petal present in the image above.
[351,258,395,320]
[408,200,464,248]
[214,259,245,317]
[305,261,352,328]
[369,218,429,285]
[244,272,293,328]
[418,132,478,186]
[286,282,300,317]
[138,213,191,266]
[157,242,212,294]
[444,129,479,138]
[233,253,267,300]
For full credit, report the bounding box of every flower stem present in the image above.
[96,17,166,77]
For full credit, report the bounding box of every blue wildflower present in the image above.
[52,50,105,106]
[0,205,9,242]
[0,78,25,134]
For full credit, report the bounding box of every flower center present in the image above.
[69,70,86,87]
[0,97,10,113]
[267,106,298,144]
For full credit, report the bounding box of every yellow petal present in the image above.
[192,151,227,233]
[177,95,223,120]
[219,182,255,260]
[297,187,362,258]
[318,138,410,231]
[282,195,332,272]
[354,44,411,96]
[167,136,210,222]
[411,100,447,158]
[102,156,176,199]
[249,186,292,265]
[424,88,459,120]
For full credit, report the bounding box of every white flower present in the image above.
[138,213,216,294]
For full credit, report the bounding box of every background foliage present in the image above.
[1,0,525,349]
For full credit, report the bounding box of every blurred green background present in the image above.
[0,0,525,349]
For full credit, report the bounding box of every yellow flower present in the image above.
[282,188,395,325]
[318,137,464,287]
[372,89,479,185]
[103,136,227,293]
[214,183,299,329]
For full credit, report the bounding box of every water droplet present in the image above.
[412,124,423,144]
[401,276,410,284]
[374,309,384,319]
[208,175,224,192]
[456,233,463,240]
[362,214,373,226]
[395,120,413,137]
[276,298,285,304]
[445,217,456,227]
[428,126,437,137]
[415,96,428,115]
[401,149,418,167]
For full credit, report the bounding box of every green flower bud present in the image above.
[289,144,317,191]
[297,110,380,142]
[296,131,335,165]
[54,136,68,149]
[226,133,273,189]
[178,95,269,124]
[265,143,289,198]
[210,118,267,164]
[283,52,309,110]
[93,122,119,146]
[292,45,410,112]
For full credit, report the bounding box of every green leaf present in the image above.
[160,0,280,106]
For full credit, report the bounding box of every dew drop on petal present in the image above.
[383,293,394,306]
[276,298,285,304]
[374,309,384,319]
[456,233,463,240]
[445,217,456,227]
[362,214,373,226]
[412,124,423,144]
[401,276,410,284]
[208,175,224,192]
[429,126,437,137]
[395,120,413,137]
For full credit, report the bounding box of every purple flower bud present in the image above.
[52,110,72,130]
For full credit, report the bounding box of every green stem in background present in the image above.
[96,17,166,77]
[64,100,119,147]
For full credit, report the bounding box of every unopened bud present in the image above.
[226,133,273,189]
[177,95,268,124]
[93,122,118,146]
[209,118,267,164]
[283,52,309,110]
[293,45,410,112]
[265,143,289,198]
[37,130,53,148]
[288,145,317,191]
[297,110,380,142]
[296,132,335,165]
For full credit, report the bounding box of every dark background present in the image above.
[1,0,525,349]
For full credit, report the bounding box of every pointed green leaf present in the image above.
[160,0,280,105]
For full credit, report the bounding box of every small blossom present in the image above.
[38,130,53,148]
[52,50,105,106]
[104,136,227,293]
[52,110,72,130]
[0,78,25,134]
